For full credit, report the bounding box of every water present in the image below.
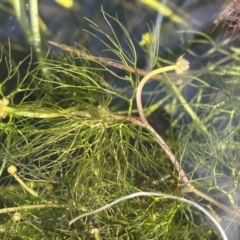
[0,0,239,239]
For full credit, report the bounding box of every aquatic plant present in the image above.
[0,1,239,239]
[213,0,240,44]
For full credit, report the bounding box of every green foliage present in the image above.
[0,2,240,239]
[0,46,176,239]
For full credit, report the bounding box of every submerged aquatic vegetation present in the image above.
[214,0,240,44]
[0,1,240,239]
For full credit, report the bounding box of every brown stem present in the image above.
[135,65,191,187]
[105,113,240,218]
[48,41,164,80]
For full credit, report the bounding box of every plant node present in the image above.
[7,165,38,197]
[0,97,9,119]
[12,212,22,222]
[175,55,190,74]
[7,165,17,175]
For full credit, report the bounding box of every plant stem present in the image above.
[8,165,38,197]
[0,203,67,214]
[4,105,91,119]
[48,41,167,81]
[136,65,191,186]
[136,65,177,124]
